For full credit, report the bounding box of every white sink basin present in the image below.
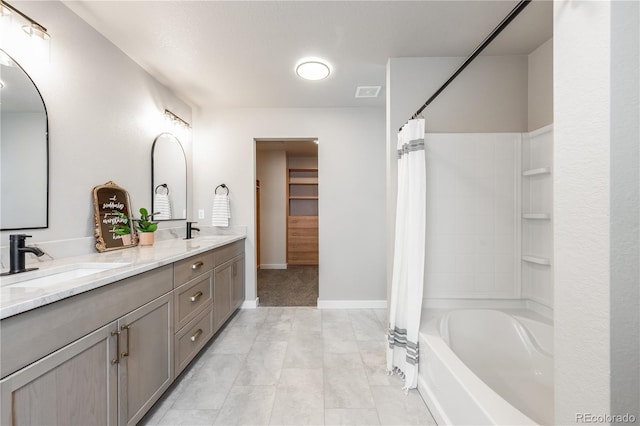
[1,263,131,289]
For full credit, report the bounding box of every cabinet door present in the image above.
[213,262,232,331]
[118,293,173,426]
[231,255,245,310]
[0,322,118,426]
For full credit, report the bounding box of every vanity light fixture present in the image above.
[295,59,331,81]
[164,109,191,129]
[1,1,51,40]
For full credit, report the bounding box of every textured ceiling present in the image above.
[63,0,552,109]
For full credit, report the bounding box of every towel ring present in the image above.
[155,183,170,195]
[215,183,229,195]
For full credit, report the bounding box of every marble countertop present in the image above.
[0,234,245,319]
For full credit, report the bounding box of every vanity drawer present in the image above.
[175,305,213,375]
[174,251,214,287]
[174,271,213,330]
[214,240,244,266]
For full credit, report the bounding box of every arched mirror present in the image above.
[152,132,187,221]
[0,49,49,230]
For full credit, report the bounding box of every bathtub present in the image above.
[417,309,553,425]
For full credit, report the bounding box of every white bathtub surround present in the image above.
[418,309,553,425]
[423,133,521,301]
[387,118,426,390]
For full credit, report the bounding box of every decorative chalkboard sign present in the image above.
[92,181,138,252]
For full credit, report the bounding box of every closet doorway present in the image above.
[255,139,319,306]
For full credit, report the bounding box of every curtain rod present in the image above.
[399,0,532,132]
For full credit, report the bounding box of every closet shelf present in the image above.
[522,167,551,177]
[522,213,551,220]
[289,178,318,184]
[522,255,551,266]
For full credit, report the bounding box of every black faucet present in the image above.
[4,234,45,275]
[185,222,200,240]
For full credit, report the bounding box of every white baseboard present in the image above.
[317,299,387,309]
[259,264,287,270]
[241,298,259,309]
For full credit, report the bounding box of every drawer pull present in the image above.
[111,330,121,364]
[121,324,130,358]
[190,328,203,342]
[191,261,204,270]
[190,291,203,302]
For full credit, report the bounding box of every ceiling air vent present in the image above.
[355,86,381,98]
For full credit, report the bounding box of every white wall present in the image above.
[554,0,612,422]
[193,107,386,304]
[528,38,553,131]
[256,149,287,268]
[0,1,192,258]
[424,133,520,301]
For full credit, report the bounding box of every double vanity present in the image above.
[0,235,246,425]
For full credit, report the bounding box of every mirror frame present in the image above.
[0,49,49,231]
[92,181,138,252]
[151,132,187,221]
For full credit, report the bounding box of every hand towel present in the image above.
[211,194,230,227]
[154,193,172,220]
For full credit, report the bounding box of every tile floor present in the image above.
[141,307,436,426]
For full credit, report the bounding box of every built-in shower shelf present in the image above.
[522,255,551,265]
[522,213,551,220]
[522,167,551,177]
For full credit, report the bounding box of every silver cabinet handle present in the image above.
[190,328,203,342]
[190,291,203,302]
[191,261,204,270]
[111,330,121,364]
[121,324,130,358]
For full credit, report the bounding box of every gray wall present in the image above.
[528,38,553,131]
[0,1,191,248]
[386,55,530,300]
[610,0,640,421]
[193,107,386,304]
[256,149,287,268]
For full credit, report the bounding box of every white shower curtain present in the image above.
[387,118,426,390]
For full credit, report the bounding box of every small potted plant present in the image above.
[134,207,158,246]
[111,211,133,246]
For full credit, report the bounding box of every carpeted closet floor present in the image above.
[257,266,318,306]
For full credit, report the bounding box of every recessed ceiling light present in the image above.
[296,59,331,81]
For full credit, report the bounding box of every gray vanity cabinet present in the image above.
[0,321,119,425]
[0,239,246,425]
[212,240,245,332]
[213,262,233,330]
[0,267,174,426]
[118,292,173,426]
[231,255,245,311]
